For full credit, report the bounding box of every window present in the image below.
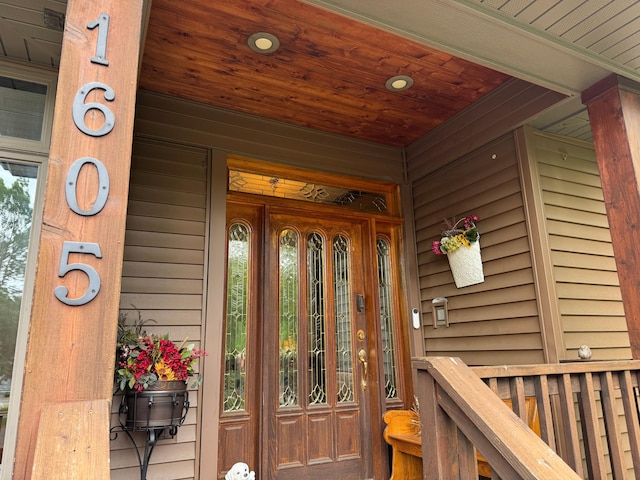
[0,63,56,152]
[0,61,54,477]
[0,77,47,141]
[0,161,40,465]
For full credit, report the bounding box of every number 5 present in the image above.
[54,241,102,306]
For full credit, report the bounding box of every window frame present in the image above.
[0,61,57,153]
[0,60,55,480]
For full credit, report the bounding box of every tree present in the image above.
[0,177,32,380]
[0,177,32,298]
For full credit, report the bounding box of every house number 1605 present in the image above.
[55,12,113,306]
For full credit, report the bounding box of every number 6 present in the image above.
[72,82,115,137]
[54,241,102,306]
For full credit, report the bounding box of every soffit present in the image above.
[304,0,640,143]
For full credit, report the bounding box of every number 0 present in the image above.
[66,157,110,216]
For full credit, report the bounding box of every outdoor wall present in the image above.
[530,131,631,360]
[413,134,545,365]
[115,90,405,479]
[110,137,209,479]
[410,121,632,366]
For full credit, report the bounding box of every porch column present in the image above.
[13,0,143,477]
[582,75,640,359]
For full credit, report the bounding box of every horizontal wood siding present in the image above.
[130,90,406,479]
[134,90,404,183]
[533,132,631,360]
[406,79,566,182]
[414,134,544,365]
[110,138,208,480]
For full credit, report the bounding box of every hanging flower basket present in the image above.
[121,380,189,430]
[114,310,206,431]
[432,214,485,288]
[446,239,484,288]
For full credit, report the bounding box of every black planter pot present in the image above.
[121,380,189,430]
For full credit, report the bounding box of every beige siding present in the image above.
[125,91,406,479]
[414,134,544,365]
[110,138,208,480]
[533,132,631,360]
[134,90,404,183]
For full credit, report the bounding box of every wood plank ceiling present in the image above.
[138,0,510,147]
[6,1,640,146]
[140,0,508,146]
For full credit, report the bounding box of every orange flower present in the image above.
[155,362,176,381]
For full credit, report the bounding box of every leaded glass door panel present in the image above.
[221,199,408,480]
[265,211,372,480]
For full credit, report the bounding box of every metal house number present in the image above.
[55,12,113,306]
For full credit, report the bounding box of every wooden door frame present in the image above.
[224,159,412,478]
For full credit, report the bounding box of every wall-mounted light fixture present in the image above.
[432,297,449,328]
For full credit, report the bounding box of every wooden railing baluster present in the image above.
[600,370,626,478]
[534,374,556,451]
[557,373,583,476]
[510,376,526,421]
[619,370,640,475]
[578,372,606,479]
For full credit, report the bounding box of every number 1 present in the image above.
[87,13,110,66]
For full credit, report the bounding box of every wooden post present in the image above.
[582,75,640,359]
[31,400,111,479]
[13,0,143,477]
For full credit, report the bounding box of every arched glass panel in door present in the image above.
[307,232,327,406]
[333,234,354,403]
[279,228,299,407]
[377,237,399,399]
[223,222,250,412]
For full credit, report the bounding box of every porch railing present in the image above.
[413,357,640,479]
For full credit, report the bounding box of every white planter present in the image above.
[447,240,484,288]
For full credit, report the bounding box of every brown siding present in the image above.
[126,91,406,478]
[414,134,544,365]
[110,138,208,479]
[533,131,631,360]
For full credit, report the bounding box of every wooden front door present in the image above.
[264,210,373,479]
[220,196,408,480]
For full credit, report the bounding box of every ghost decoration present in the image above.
[578,345,592,360]
[225,462,255,480]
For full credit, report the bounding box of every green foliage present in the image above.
[0,177,32,298]
[0,294,19,379]
[0,176,32,381]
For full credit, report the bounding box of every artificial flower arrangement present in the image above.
[432,214,479,255]
[432,214,484,288]
[115,311,207,392]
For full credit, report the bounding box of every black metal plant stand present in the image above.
[111,387,189,480]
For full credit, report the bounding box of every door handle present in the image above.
[358,348,368,391]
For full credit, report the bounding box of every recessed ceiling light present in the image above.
[386,75,413,92]
[248,32,280,54]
